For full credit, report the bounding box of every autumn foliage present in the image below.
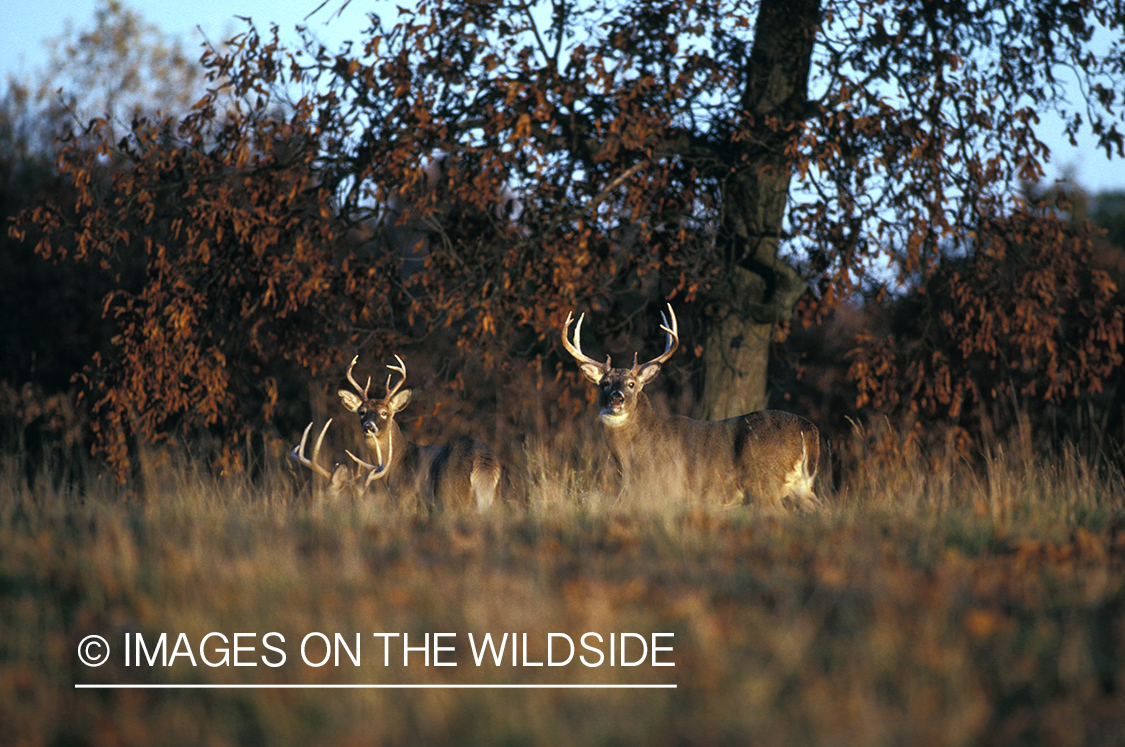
[848,199,1124,447]
[6,0,1125,476]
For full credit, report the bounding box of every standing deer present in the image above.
[562,305,820,510]
[292,355,500,512]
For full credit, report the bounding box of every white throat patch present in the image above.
[599,408,630,427]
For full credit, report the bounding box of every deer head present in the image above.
[561,304,679,427]
[337,354,411,483]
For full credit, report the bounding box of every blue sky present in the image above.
[2,1,1122,194]
[1,1,374,79]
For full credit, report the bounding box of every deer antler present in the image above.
[346,355,371,399]
[346,434,393,487]
[562,311,612,372]
[291,420,336,480]
[384,354,407,401]
[634,304,679,372]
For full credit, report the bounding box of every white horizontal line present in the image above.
[76,683,676,690]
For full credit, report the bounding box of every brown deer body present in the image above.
[292,356,500,511]
[563,307,820,509]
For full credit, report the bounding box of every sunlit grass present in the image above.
[2,428,1124,746]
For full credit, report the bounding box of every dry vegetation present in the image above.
[3,427,1125,747]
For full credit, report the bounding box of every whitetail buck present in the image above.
[292,355,500,511]
[562,305,820,510]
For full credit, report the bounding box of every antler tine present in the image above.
[346,428,392,487]
[637,303,679,370]
[384,354,408,400]
[291,420,335,480]
[660,304,678,340]
[345,355,370,399]
[561,310,610,371]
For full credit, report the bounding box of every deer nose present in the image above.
[362,420,378,435]
[609,391,625,406]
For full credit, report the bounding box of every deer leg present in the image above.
[469,452,500,512]
[470,467,496,512]
[721,487,745,507]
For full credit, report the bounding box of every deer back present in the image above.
[605,401,819,509]
[416,439,501,512]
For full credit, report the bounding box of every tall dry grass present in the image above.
[2,424,1124,746]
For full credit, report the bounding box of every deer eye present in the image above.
[378,408,389,419]
[627,381,635,389]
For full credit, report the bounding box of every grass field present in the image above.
[2,431,1124,746]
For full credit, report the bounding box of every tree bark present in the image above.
[697,0,820,420]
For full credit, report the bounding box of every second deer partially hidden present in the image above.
[292,355,500,511]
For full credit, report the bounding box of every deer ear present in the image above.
[329,465,352,496]
[635,363,662,386]
[579,363,605,384]
[389,388,412,413]
[338,389,364,412]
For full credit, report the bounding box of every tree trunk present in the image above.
[701,292,775,416]
[697,0,820,421]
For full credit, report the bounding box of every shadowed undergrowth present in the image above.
[2,431,1125,746]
